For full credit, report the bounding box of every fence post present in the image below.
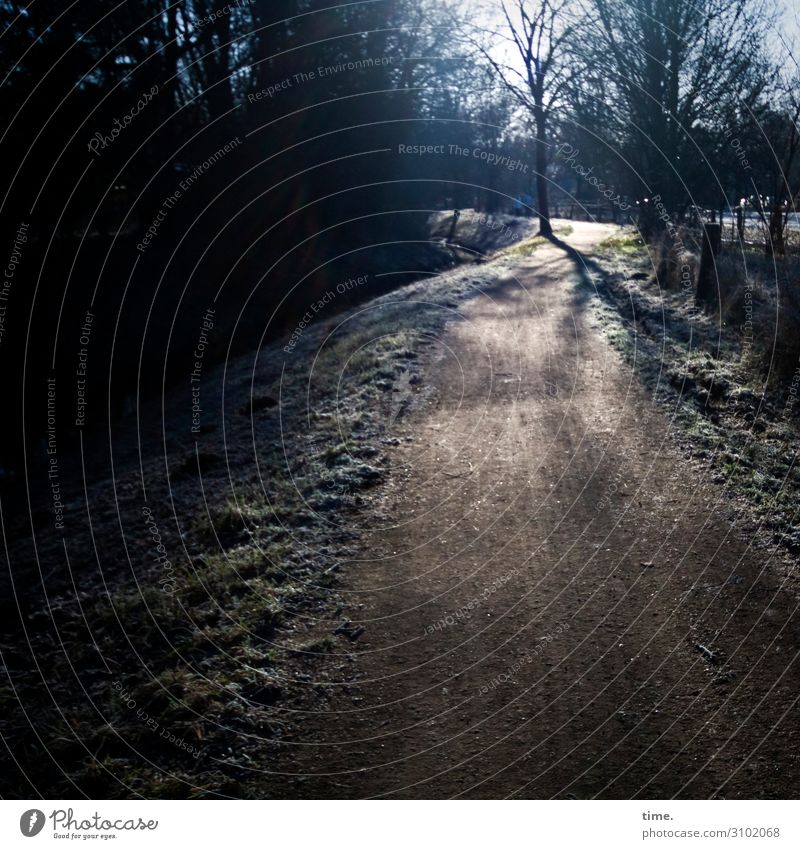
[696,221,722,308]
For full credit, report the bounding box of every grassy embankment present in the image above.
[586,227,800,554]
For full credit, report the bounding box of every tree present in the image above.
[747,30,800,255]
[569,0,772,233]
[464,1,574,237]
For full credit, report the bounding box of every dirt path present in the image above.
[270,222,800,799]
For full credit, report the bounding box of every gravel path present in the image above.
[268,221,800,799]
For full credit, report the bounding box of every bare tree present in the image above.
[751,28,800,255]
[570,0,772,229]
[463,1,574,238]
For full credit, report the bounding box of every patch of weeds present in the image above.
[178,544,288,606]
[310,328,382,393]
[605,325,632,354]
[196,496,268,547]
[598,229,644,254]
[294,635,336,655]
[133,668,220,721]
[320,442,349,466]
[500,235,547,257]
[497,224,574,259]
[233,589,285,639]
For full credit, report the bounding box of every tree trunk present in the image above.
[696,222,722,309]
[766,202,786,256]
[534,104,552,238]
